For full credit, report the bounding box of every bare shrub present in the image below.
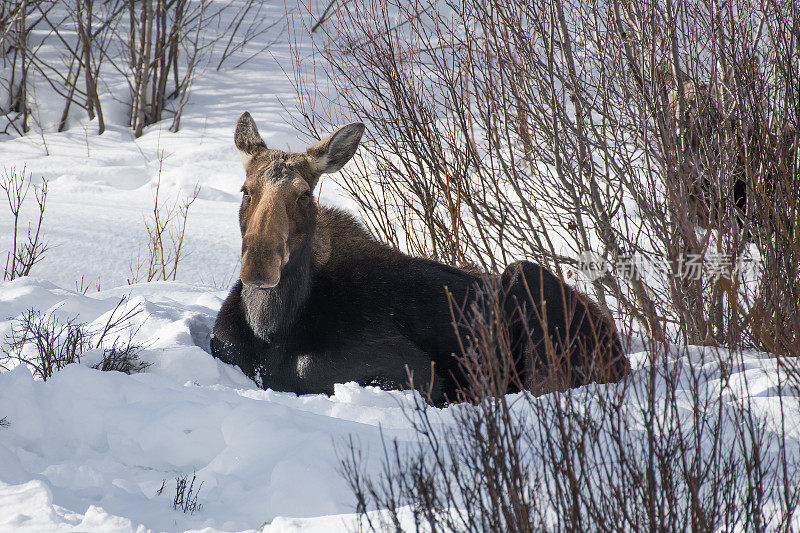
[121,0,286,134]
[125,0,207,135]
[52,0,123,134]
[215,1,288,71]
[158,472,203,514]
[292,0,799,356]
[2,166,48,281]
[128,155,199,284]
[75,274,101,294]
[306,2,800,526]
[3,0,284,137]
[91,341,151,374]
[0,0,57,135]
[0,416,8,428]
[1,308,90,379]
[1,0,113,135]
[0,296,146,380]
[341,288,800,532]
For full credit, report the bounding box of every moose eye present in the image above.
[298,190,312,202]
[241,186,250,198]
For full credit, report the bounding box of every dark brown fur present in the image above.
[211,112,630,404]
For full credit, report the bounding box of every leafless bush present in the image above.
[215,1,287,71]
[59,0,121,133]
[2,0,284,137]
[341,288,800,532]
[293,0,799,356]
[2,0,107,133]
[2,166,48,281]
[1,308,90,379]
[119,0,285,134]
[0,416,8,428]
[128,155,199,284]
[16,0,124,134]
[75,274,100,294]
[157,472,203,514]
[125,0,207,135]
[91,341,151,374]
[0,0,57,135]
[318,1,800,521]
[0,296,146,380]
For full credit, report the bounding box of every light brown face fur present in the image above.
[234,112,364,288]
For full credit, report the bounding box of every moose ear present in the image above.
[306,123,365,175]
[234,112,268,168]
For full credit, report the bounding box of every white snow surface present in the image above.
[0,278,425,532]
[1,2,799,532]
[0,277,797,532]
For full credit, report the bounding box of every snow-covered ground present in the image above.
[0,278,418,531]
[1,2,798,532]
[0,276,797,531]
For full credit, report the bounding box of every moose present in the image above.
[666,66,799,237]
[210,112,630,404]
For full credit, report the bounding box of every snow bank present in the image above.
[1,278,797,532]
[0,278,433,531]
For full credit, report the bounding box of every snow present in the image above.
[0,278,431,531]
[1,1,798,532]
[0,278,797,532]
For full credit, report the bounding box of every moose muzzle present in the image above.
[240,191,290,288]
[240,235,287,288]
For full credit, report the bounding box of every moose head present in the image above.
[234,112,364,288]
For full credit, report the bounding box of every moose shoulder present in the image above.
[210,112,630,404]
